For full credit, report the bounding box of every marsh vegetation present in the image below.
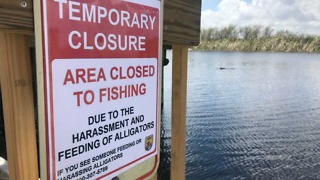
[195,25,320,53]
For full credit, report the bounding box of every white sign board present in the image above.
[36,0,161,179]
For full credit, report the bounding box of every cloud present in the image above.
[201,0,320,35]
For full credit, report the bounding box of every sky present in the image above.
[201,0,320,35]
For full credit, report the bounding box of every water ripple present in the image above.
[160,51,320,180]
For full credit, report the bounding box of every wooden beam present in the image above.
[0,0,34,34]
[163,0,201,46]
[0,32,38,179]
[171,45,188,180]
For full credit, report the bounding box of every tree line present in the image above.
[195,25,320,52]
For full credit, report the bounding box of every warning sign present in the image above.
[37,0,160,179]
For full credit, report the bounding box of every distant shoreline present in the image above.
[193,39,320,53]
[195,26,320,53]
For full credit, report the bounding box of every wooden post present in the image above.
[171,45,188,180]
[0,33,39,179]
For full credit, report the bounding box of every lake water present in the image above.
[159,51,320,180]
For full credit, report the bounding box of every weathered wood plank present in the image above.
[171,45,188,180]
[0,32,39,180]
[164,0,201,46]
[0,0,34,34]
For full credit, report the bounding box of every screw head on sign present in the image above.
[20,1,27,8]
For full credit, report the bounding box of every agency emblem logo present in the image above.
[145,135,153,151]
